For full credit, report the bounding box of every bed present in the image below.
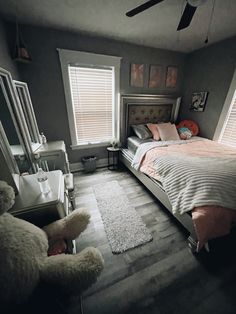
[119,94,236,252]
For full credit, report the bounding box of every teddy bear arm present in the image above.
[43,209,90,242]
[40,247,104,295]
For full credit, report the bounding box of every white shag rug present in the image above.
[93,180,153,254]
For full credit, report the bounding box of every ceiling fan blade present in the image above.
[126,0,165,17]
[177,2,197,31]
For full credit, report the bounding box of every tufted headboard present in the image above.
[120,94,181,145]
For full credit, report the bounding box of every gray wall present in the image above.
[0,18,20,79]
[0,19,22,150]
[178,36,236,139]
[16,24,186,163]
[2,18,235,163]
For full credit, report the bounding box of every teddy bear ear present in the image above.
[0,181,15,215]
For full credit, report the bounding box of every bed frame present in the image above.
[119,94,198,251]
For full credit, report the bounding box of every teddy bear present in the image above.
[0,180,104,312]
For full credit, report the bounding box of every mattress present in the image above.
[127,136,154,155]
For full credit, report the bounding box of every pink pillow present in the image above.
[157,123,180,141]
[147,123,160,140]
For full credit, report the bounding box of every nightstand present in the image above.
[107,147,120,170]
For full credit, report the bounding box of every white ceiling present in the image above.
[0,0,235,53]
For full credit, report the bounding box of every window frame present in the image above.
[58,49,121,149]
[213,68,236,143]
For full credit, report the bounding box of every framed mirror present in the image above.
[0,67,37,173]
[14,80,41,152]
[0,121,20,194]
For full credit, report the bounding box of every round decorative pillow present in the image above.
[177,120,199,136]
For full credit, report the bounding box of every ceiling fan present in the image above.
[126,0,208,31]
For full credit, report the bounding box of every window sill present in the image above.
[71,142,110,150]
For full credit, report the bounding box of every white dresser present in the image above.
[9,169,76,254]
[34,140,70,174]
[9,170,68,227]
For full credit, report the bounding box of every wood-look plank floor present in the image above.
[68,167,236,314]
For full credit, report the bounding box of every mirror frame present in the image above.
[14,80,41,146]
[0,121,20,193]
[0,67,36,172]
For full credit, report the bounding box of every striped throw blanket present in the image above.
[131,137,203,170]
[153,154,236,215]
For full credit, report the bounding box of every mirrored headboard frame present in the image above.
[0,67,35,171]
[120,94,181,146]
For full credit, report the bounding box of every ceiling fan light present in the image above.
[187,0,208,7]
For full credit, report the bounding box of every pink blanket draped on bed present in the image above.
[139,139,236,250]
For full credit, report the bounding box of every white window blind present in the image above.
[68,66,114,145]
[219,90,236,148]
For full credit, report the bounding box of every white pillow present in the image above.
[157,123,180,141]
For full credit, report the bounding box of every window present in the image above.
[58,49,121,148]
[218,90,236,147]
[214,69,236,148]
[69,66,113,145]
